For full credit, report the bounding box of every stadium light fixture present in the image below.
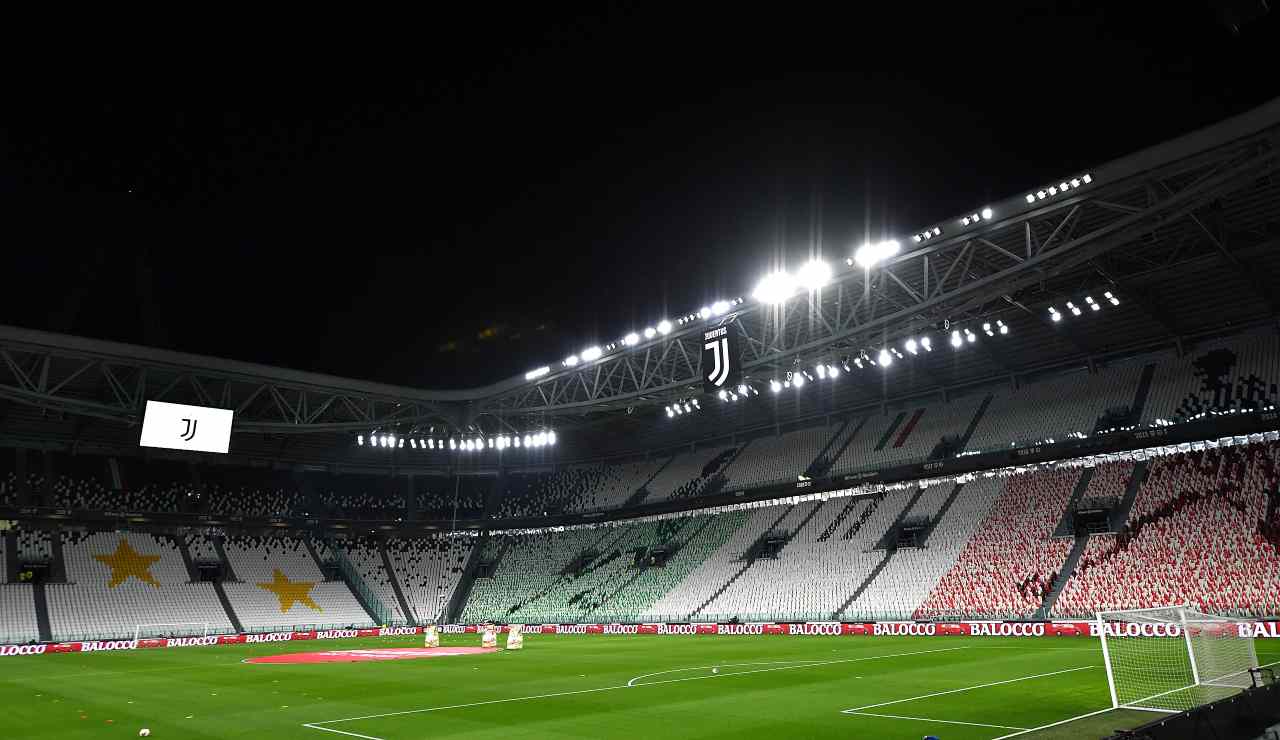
[770,379,782,393]
[525,366,550,381]
[643,327,656,339]
[853,240,900,269]
[877,348,892,367]
[997,320,1009,335]
[718,389,728,401]
[1105,290,1120,306]
[1049,306,1062,322]
[657,319,673,335]
[1025,194,1036,204]
[983,322,994,337]
[965,328,976,343]
[624,332,640,346]
[698,306,713,320]
[816,364,827,379]
[410,439,417,449]
[580,346,603,361]
[428,439,435,449]
[796,259,832,291]
[905,338,918,355]
[564,354,579,367]
[950,330,963,348]
[1082,173,1092,183]
[920,336,932,352]
[711,300,731,316]
[752,270,797,304]
[1085,296,1100,312]
[981,207,993,220]
[793,372,806,388]
[1067,301,1082,316]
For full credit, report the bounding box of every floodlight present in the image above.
[564,354,579,366]
[903,337,918,353]
[793,373,806,388]
[624,332,640,346]
[1070,178,1081,188]
[410,439,417,449]
[753,271,797,304]
[428,439,435,449]
[853,240,900,269]
[1037,190,1046,200]
[1082,173,1092,183]
[878,348,892,366]
[1048,186,1058,195]
[513,436,520,447]
[718,389,728,400]
[644,327,656,339]
[657,320,673,335]
[920,336,932,351]
[1059,182,1069,191]
[770,379,782,393]
[699,306,712,319]
[951,330,963,348]
[548,431,557,445]
[683,402,692,413]
[983,322,993,336]
[816,364,827,379]
[998,320,1009,335]
[580,346,602,361]
[356,435,364,446]
[1025,194,1036,204]
[525,366,550,380]
[796,259,832,291]
[712,300,731,316]
[981,207,993,220]
[1067,301,1081,316]
[737,384,749,396]
[965,329,976,343]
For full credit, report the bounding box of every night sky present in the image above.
[3,3,1276,389]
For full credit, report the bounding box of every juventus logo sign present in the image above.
[702,322,741,394]
[180,418,199,442]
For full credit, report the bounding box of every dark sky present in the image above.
[3,3,1277,389]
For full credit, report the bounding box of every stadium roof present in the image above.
[2,97,1279,468]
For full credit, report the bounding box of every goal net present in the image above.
[1098,606,1258,714]
[133,622,212,641]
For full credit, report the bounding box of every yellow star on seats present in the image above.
[256,569,321,613]
[93,538,162,588]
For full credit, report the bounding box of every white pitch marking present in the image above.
[302,724,385,740]
[988,707,1116,740]
[302,646,970,733]
[841,665,1096,713]
[627,660,832,687]
[845,711,1028,731]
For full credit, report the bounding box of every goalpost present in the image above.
[133,622,212,641]
[1097,605,1259,714]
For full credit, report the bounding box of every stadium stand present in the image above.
[719,423,841,489]
[385,535,474,624]
[219,535,375,631]
[1053,441,1280,617]
[0,584,39,643]
[643,446,738,503]
[1142,334,1280,425]
[336,538,408,624]
[832,395,986,473]
[840,478,1002,619]
[966,365,1143,451]
[45,532,236,640]
[915,469,1079,619]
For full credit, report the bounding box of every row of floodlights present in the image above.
[356,431,557,450]
[666,398,700,417]
[531,171,1100,383]
[1026,174,1092,204]
[717,384,761,402]
[1048,291,1119,321]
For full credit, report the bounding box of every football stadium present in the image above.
[4,9,1280,740]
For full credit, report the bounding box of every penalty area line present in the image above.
[844,711,1028,731]
[841,665,1097,713]
[302,645,971,734]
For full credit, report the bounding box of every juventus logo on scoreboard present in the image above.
[702,321,741,394]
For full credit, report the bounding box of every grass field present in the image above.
[3,634,1277,739]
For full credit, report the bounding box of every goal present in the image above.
[1097,605,1259,714]
[133,622,212,641]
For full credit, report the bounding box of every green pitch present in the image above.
[3,635,1276,739]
